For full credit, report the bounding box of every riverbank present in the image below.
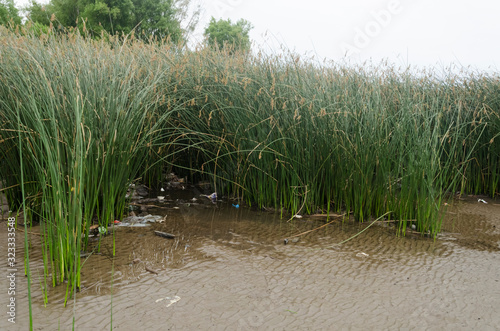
[1,194,498,330]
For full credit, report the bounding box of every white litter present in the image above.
[478,199,488,204]
[356,252,369,258]
[119,215,162,227]
[200,192,217,202]
[156,295,181,307]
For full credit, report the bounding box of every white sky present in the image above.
[14,0,500,72]
[196,0,500,72]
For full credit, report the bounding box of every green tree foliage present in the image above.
[24,0,190,42]
[23,1,52,26]
[204,17,253,53]
[51,0,79,27]
[80,0,135,35]
[0,0,21,26]
[131,0,181,42]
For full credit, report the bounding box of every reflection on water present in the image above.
[0,195,499,330]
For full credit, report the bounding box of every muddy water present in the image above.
[1,195,499,330]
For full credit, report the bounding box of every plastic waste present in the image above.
[129,223,151,227]
[200,192,217,203]
[156,295,181,307]
[119,214,163,227]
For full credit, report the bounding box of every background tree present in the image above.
[130,0,180,42]
[204,17,253,53]
[23,1,52,26]
[51,0,79,27]
[80,0,135,36]
[0,0,21,26]
[24,0,197,43]
[173,0,200,41]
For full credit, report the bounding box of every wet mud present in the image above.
[1,194,499,330]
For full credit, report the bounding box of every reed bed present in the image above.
[0,28,184,303]
[0,28,499,304]
[167,50,499,234]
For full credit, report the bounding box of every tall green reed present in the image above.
[0,28,184,304]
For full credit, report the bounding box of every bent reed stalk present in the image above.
[0,27,499,309]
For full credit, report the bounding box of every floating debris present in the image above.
[126,184,150,199]
[356,252,369,258]
[156,295,181,307]
[129,223,151,227]
[283,238,299,245]
[478,199,488,204]
[89,224,109,236]
[154,230,175,239]
[232,204,239,208]
[293,214,303,219]
[98,226,108,235]
[119,214,163,227]
[201,192,217,202]
[145,266,159,275]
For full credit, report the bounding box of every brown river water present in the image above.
[1,192,499,330]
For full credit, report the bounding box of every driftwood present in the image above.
[154,230,175,239]
[145,266,159,275]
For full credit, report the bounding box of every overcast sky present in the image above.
[196,0,500,72]
[14,0,500,72]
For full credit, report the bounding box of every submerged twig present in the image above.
[330,211,392,247]
[286,213,345,239]
[154,230,175,239]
